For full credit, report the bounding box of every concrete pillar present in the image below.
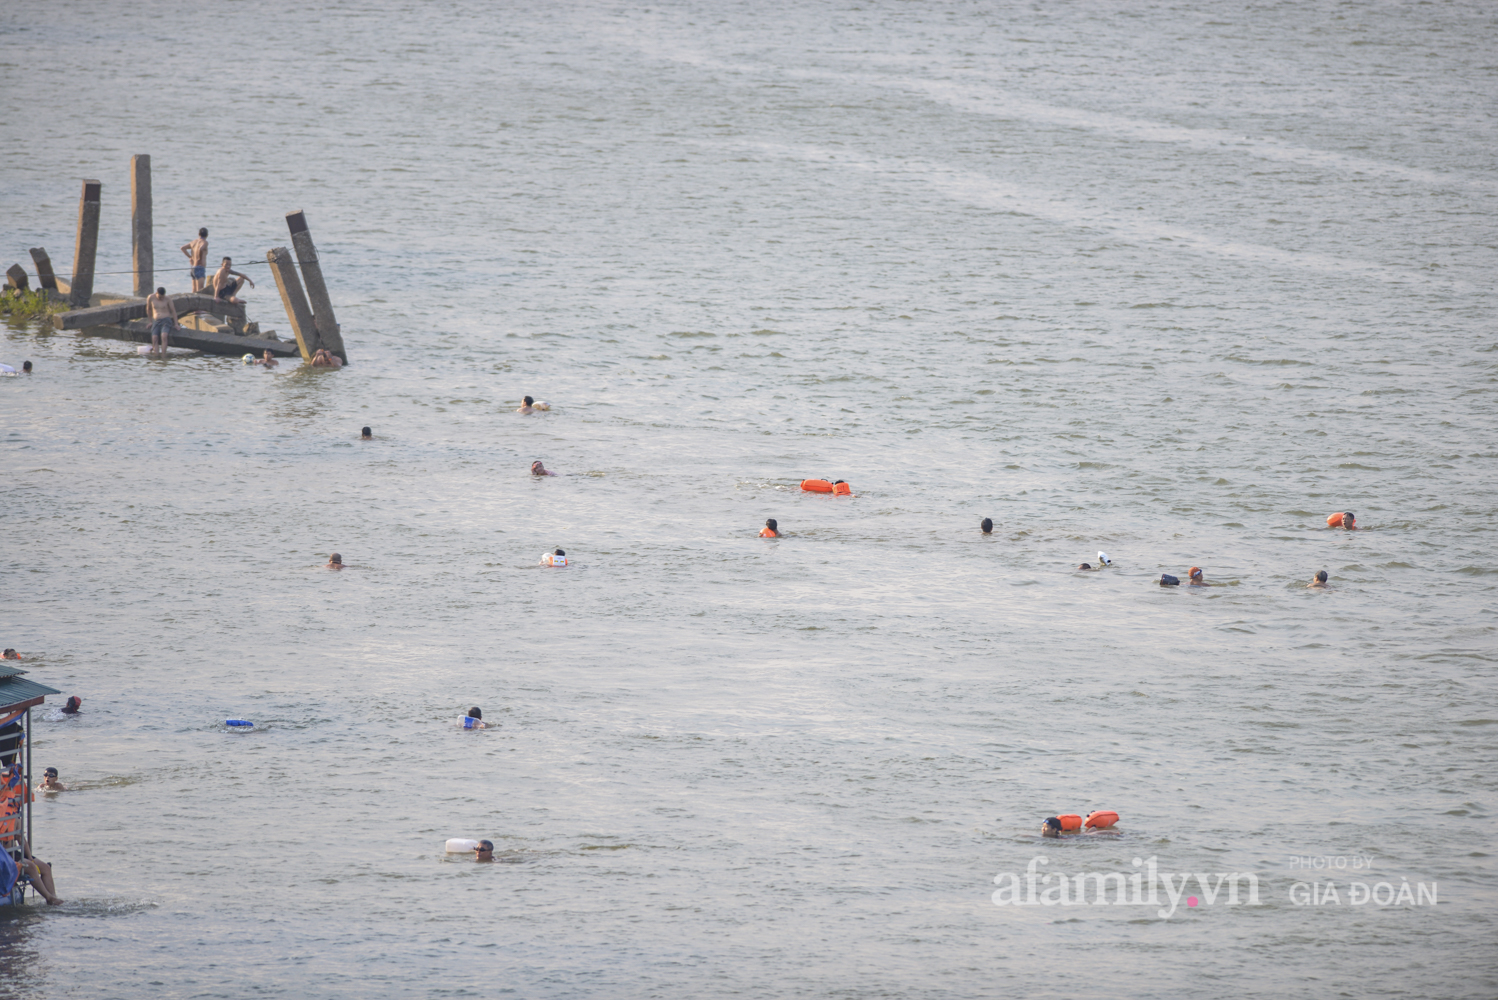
[266,247,320,363]
[131,154,153,298]
[69,180,101,308]
[5,265,28,291]
[28,249,57,291]
[286,210,348,363]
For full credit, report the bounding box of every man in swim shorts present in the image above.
[19,839,62,905]
[145,286,177,355]
[180,227,208,291]
[1308,570,1329,589]
[212,257,255,304]
[531,460,556,476]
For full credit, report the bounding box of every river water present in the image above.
[2,1,1495,997]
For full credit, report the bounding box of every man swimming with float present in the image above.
[1327,511,1357,530]
[1308,570,1330,589]
[760,519,780,538]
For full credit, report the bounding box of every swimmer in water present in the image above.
[981,518,992,534]
[1308,569,1329,589]
[516,396,551,414]
[1,649,20,660]
[463,706,488,729]
[540,548,567,567]
[22,361,32,374]
[474,839,494,861]
[1328,511,1357,530]
[1188,567,1205,586]
[37,767,65,793]
[531,460,556,477]
[255,350,278,367]
[1077,563,1095,571]
[61,696,81,716]
[326,553,344,570]
[361,426,372,440]
[760,518,780,538]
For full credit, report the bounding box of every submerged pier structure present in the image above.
[7,156,347,362]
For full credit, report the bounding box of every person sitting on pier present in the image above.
[212,257,255,304]
[145,286,178,356]
[254,350,278,368]
[311,348,342,368]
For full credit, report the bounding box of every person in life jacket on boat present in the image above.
[760,519,780,538]
[1326,511,1357,530]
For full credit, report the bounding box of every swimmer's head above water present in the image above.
[531,460,555,476]
[361,426,372,439]
[62,696,81,715]
[1042,817,1062,838]
[1189,567,1203,584]
[1309,569,1329,588]
[981,518,992,534]
[475,839,494,860]
[468,707,482,720]
[1,649,19,660]
[761,518,779,538]
[1077,563,1093,571]
[327,553,343,569]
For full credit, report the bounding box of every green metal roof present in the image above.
[0,665,25,680]
[0,672,62,714]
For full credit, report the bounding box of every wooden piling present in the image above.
[5,265,28,291]
[69,180,101,308]
[28,249,57,291]
[285,210,348,363]
[266,247,320,363]
[131,154,153,298]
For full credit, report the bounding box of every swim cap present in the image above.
[43,767,57,777]
[1189,567,1202,579]
[1043,817,1062,832]
[1160,574,1180,586]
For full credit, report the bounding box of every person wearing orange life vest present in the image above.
[759,519,780,538]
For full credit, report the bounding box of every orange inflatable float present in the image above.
[1084,810,1120,830]
[832,481,852,496]
[1055,814,1083,832]
[801,479,833,493]
[1327,511,1356,529]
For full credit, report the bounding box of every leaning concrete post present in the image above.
[5,265,28,291]
[286,210,348,363]
[131,154,153,298]
[29,249,57,291]
[69,180,102,308]
[267,247,320,363]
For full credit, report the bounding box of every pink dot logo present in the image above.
[1187,896,1199,908]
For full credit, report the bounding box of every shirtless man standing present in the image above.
[212,257,255,304]
[145,286,178,355]
[180,228,209,291]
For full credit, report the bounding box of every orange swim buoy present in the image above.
[759,527,779,538]
[801,479,833,493]
[832,481,852,496]
[1084,810,1119,830]
[1326,512,1343,527]
[1055,814,1083,832]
